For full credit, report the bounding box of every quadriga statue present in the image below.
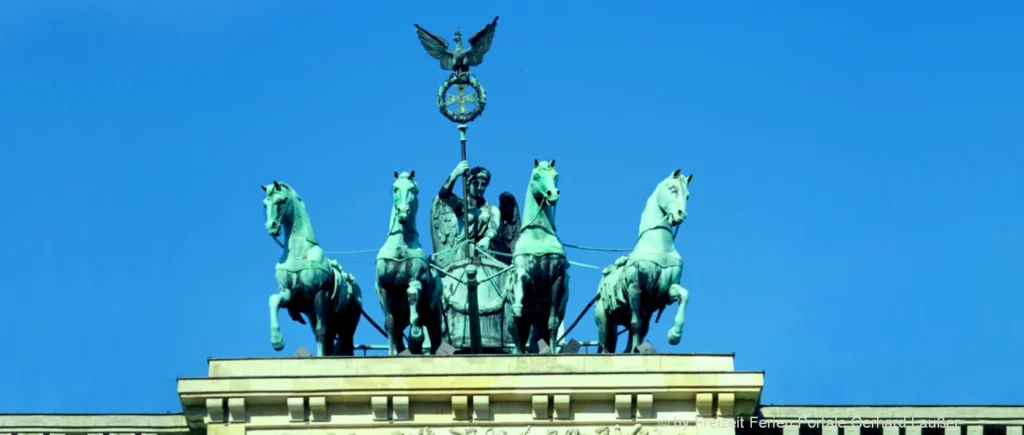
[261,181,362,356]
[594,170,692,353]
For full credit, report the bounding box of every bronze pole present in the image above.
[466,259,482,354]
[458,123,483,354]
[458,123,471,258]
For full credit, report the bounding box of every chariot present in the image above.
[428,187,522,354]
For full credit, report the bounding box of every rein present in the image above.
[389,198,420,238]
[520,193,555,233]
[635,213,681,244]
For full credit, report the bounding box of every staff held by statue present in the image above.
[414,16,499,354]
[414,16,498,258]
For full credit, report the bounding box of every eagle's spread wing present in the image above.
[414,24,455,70]
[465,16,499,67]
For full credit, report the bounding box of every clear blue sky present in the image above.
[1,1,1021,413]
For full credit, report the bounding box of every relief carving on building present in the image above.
[385,424,658,435]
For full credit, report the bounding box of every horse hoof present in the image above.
[667,328,682,345]
[512,303,523,317]
[271,332,286,351]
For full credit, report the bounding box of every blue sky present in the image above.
[0,1,1021,412]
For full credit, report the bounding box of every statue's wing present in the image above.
[465,16,499,67]
[492,191,520,261]
[430,195,461,265]
[414,24,455,70]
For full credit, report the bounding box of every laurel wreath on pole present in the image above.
[437,73,487,124]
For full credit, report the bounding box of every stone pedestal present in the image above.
[178,354,764,435]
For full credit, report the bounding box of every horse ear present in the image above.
[671,169,681,178]
[686,174,694,184]
[550,159,556,168]
[394,170,399,179]
[409,170,416,179]
[273,181,281,189]
[261,185,267,192]
[534,159,539,167]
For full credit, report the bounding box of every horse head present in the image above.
[262,181,298,237]
[656,170,693,226]
[530,159,560,205]
[392,170,419,225]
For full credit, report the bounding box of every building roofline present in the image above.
[204,352,739,361]
[177,369,766,381]
[761,404,1024,408]
[0,412,184,416]
[0,413,190,432]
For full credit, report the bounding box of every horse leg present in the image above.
[377,281,398,356]
[423,307,442,355]
[628,283,643,353]
[547,273,568,353]
[425,274,443,354]
[667,283,689,345]
[595,299,617,354]
[407,280,425,354]
[512,259,528,318]
[394,310,410,355]
[269,286,292,351]
[512,261,532,353]
[323,324,337,357]
[337,333,354,356]
[312,290,330,356]
[506,298,524,355]
[335,303,358,356]
[637,312,652,351]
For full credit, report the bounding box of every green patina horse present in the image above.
[263,181,362,356]
[508,160,570,354]
[375,171,443,355]
[594,170,692,353]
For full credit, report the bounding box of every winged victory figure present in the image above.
[414,16,499,74]
[430,162,520,267]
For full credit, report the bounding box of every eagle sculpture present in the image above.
[414,16,499,73]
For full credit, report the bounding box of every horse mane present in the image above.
[639,180,667,237]
[275,182,319,246]
[279,182,305,203]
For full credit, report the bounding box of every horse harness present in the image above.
[270,234,348,303]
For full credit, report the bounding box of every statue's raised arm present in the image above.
[430,161,470,266]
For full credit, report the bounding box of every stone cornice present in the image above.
[0,413,191,433]
[203,354,739,378]
[177,354,764,431]
[758,405,1024,426]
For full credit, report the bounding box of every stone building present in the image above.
[3,354,1021,435]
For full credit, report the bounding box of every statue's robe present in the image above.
[436,187,501,262]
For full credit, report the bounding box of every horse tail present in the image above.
[330,264,341,302]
